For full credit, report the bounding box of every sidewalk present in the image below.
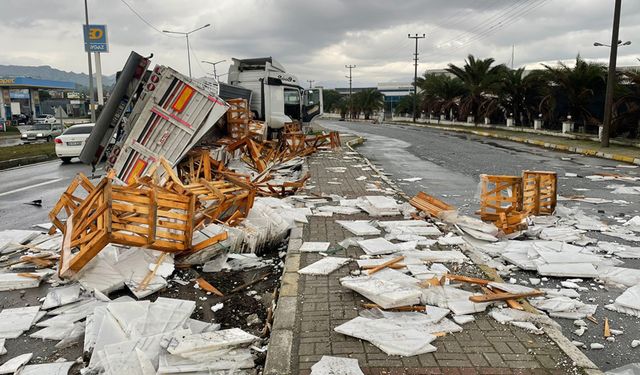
[392,120,640,165]
[265,135,592,374]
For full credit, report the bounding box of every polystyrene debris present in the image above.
[336,220,381,236]
[334,314,437,356]
[0,353,33,374]
[356,238,398,255]
[340,269,422,309]
[452,315,475,325]
[298,257,350,275]
[310,356,364,375]
[0,306,41,339]
[299,242,331,252]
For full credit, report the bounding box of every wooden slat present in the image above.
[196,277,224,296]
[469,290,543,303]
[367,256,405,275]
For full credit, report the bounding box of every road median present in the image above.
[0,142,57,170]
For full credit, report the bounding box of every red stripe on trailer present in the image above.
[139,113,163,145]
[207,95,227,106]
[151,107,170,121]
[168,112,193,129]
[151,106,193,129]
[163,80,182,110]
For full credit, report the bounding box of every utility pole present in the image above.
[408,33,426,123]
[511,44,515,69]
[602,0,622,147]
[345,64,356,120]
[84,0,95,122]
[307,80,315,88]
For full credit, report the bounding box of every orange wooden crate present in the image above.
[522,170,557,215]
[478,174,523,222]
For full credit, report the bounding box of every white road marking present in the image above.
[0,177,65,198]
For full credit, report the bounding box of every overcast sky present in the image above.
[1,0,639,88]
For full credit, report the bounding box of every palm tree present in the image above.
[417,73,466,119]
[488,68,548,126]
[393,94,416,117]
[353,89,384,120]
[613,70,640,138]
[542,56,606,130]
[322,89,343,113]
[336,96,350,119]
[446,54,507,122]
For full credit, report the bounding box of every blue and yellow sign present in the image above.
[83,24,109,53]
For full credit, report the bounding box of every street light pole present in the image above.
[307,80,315,88]
[163,24,211,79]
[601,0,622,147]
[84,0,95,122]
[185,33,192,78]
[408,33,426,123]
[202,59,226,80]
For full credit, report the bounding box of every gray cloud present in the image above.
[0,0,638,88]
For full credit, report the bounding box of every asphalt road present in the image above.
[0,158,95,229]
[320,119,640,371]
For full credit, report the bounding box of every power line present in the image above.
[187,40,208,76]
[446,0,549,56]
[432,0,550,61]
[424,0,504,37]
[436,0,530,49]
[119,0,181,38]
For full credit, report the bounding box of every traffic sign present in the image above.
[83,24,109,53]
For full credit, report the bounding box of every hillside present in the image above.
[0,64,116,89]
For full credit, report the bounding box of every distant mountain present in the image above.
[0,64,116,90]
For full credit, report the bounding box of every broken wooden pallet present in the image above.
[478,174,523,222]
[522,170,557,215]
[409,191,455,218]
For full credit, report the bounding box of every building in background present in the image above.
[0,77,75,122]
[334,82,413,117]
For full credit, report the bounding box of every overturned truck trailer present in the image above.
[81,52,323,182]
[81,51,230,182]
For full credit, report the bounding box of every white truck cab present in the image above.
[227,57,322,131]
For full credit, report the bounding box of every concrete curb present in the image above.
[263,224,303,375]
[391,121,640,166]
[0,154,56,170]
[262,145,312,374]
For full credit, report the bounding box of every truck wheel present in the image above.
[46,136,52,142]
[60,157,72,164]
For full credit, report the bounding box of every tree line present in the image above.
[323,54,640,139]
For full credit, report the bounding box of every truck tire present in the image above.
[60,157,72,164]
[46,136,52,142]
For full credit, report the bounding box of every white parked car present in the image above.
[34,114,57,124]
[21,123,64,143]
[55,123,95,163]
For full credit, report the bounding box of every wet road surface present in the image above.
[0,158,95,229]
